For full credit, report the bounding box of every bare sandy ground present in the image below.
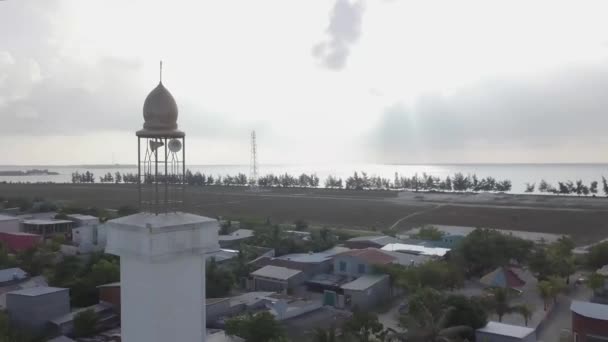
[1,184,607,245]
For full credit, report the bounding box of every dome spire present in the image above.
[159,60,163,84]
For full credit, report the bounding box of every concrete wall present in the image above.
[0,219,20,234]
[333,255,371,278]
[7,290,70,332]
[475,331,536,342]
[343,276,390,311]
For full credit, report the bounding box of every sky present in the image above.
[2,0,608,165]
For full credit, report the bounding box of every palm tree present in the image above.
[488,288,512,322]
[392,306,473,342]
[537,281,552,311]
[514,304,533,326]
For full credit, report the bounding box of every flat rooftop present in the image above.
[341,274,388,291]
[381,243,450,257]
[0,215,18,222]
[571,300,608,320]
[22,219,73,225]
[476,321,535,338]
[7,286,67,297]
[251,265,302,280]
[108,212,216,230]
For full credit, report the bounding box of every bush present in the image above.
[74,309,99,337]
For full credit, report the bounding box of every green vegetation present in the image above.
[0,311,35,342]
[206,258,234,298]
[375,259,464,292]
[529,236,575,282]
[413,226,444,241]
[586,241,608,269]
[587,272,605,294]
[225,312,286,342]
[454,228,533,276]
[47,253,120,307]
[73,309,99,337]
[341,308,385,342]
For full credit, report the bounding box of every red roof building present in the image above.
[571,300,608,341]
[0,232,41,252]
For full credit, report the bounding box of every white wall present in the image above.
[0,218,20,234]
[121,255,206,342]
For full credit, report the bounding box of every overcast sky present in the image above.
[2,0,608,165]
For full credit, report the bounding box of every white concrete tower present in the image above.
[105,64,218,342]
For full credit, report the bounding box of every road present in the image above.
[537,283,591,342]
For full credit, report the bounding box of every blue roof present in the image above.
[0,268,27,283]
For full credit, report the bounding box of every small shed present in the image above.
[340,274,390,310]
[251,265,306,293]
[0,267,28,285]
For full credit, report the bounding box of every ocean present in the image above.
[0,164,607,195]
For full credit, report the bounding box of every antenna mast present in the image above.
[250,131,258,189]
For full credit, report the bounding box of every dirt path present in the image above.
[387,204,445,230]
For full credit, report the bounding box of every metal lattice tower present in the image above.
[250,130,258,189]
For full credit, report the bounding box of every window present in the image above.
[358,264,365,274]
[339,261,346,272]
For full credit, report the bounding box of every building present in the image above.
[0,267,27,286]
[476,321,536,342]
[208,248,240,264]
[218,229,254,248]
[340,274,390,310]
[103,74,220,342]
[252,246,350,277]
[6,287,70,332]
[65,214,99,226]
[0,214,20,233]
[97,282,121,314]
[333,248,396,278]
[344,235,403,249]
[571,300,608,341]
[49,302,117,336]
[206,292,274,325]
[71,224,107,253]
[22,219,73,238]
[381,243,450,257]
[0,232,41,252]
[250,265,306,292]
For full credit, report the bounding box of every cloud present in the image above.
[369,62,608,162]
[313,0,365,70]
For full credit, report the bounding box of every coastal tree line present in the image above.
[69,169,608,196]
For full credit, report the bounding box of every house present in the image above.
[344,235,402,249]
[71,224,107,253]
[340,274,390,310]
[250,265,306,293]
[0,214,20,233]
[381,243,450,257]
[571,300,608,341]
[208,248,240,264]
[333,248,396,278]
[0,267,28,286]
[49,302,117,336]
[98,282,121,314]
[252,246,350,277]
[0,232,41,252]
[0,275,48,310]
[402,224,563,245]
[6,287,70,332]
[65,214,99,226]
[22,219,74,238]
[218,229,254,248]
[475,321,536,342]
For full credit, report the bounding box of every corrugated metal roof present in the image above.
[277,246,350,263]
[337,248,396,265]
[251,265,302,280]
[341,274,388,291]
[8,286,67,297]
[347,235,402,246]
[571,300,608,320]
[476,321,535,338]
[0,215,18,222]
[22,219,73,225]
[381,243,450,257]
